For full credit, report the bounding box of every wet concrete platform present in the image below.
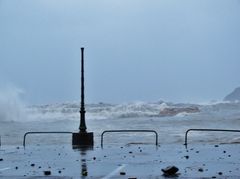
[0,143,240,178]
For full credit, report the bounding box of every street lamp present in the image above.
[72,47,94,147]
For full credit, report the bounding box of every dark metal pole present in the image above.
[79,47,87,132]
[72,47,94,146]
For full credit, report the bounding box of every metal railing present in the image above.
[184,128,240,147]
[101,130,158,147]
[23,131,72,147]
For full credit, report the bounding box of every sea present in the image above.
[1,100,240,146]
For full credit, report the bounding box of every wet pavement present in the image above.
[0,143,240,178]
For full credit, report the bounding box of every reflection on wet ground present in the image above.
[0,143,240,178]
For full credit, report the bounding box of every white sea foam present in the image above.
[1,96,240,145]
[1,90,240,124]
[0,86,27,122]
[22,100,240,122]
[25,101,170,121]
[175,112,189,117]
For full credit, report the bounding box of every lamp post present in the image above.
[79,47,86,132]
[72,47,94,147]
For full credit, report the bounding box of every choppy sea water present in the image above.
[1,101,240,146]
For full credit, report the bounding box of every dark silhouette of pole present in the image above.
[72,47,94,146]
[79,47,87,132]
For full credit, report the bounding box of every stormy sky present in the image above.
[0,0,240,104]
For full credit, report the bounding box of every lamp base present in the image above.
[72,132,94,146]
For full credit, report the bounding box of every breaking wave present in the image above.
[0,86,27,122]
[27,101,168,122]
[1,87,240,123]
[26,100,240,122]
[27,101,232,121]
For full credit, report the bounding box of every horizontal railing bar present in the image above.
[184,128,240,147]
[101,129,158,147]
[23,131,72,147]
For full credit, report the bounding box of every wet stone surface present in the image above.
[0,143,239,178]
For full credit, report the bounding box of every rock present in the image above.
[161,166,179,176]
[224,87,240,101]
[0,158,3,161]
[159,106,200,117]
[120,172,126,175]
[44,171,51,176]
[82,171,88,176]
[218,172,223,175]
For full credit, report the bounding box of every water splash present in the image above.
[0,86,26,122]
